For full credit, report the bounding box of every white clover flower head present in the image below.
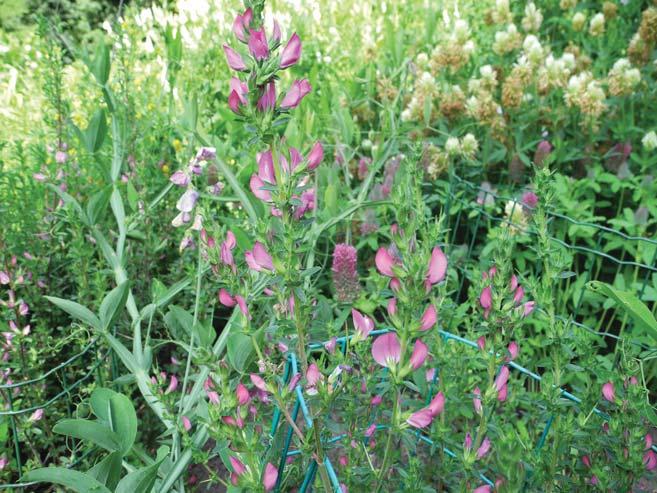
[445,136,461,156]
[642,131,657,151]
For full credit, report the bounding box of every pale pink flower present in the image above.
[306,142,324,170]
[387,298,397,317]
[245,242,274,272]
[407,408,434,428]
[507,341,519,360]
[280,33,301,68]
[263,463,278,491]
[306,363,321,386]
[428,392,445,417]
[375,247,396,277]
[371,332,401,368]
[218,288,236,307]
[420,304,437,331]
[232,8,253,42]
[602,381,615,402]
[236,383,250,406]
[181,416,192,431]
[280,80,311,109]
[247,28,269,60]
[250,374,268,392]
[29,409,44,422]
[476,437,491,459]
[473,387,482,415]
[425,246,447,289]
[223,45,247,71]
[409,339,428,370]
[352,309,374,338]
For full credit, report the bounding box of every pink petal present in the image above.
[420,304,437,331]
[428,392,445,417]
[409,339,428,370]
[375,247,395,277]
[406,408,434,428]
[263,462,278,491]
[371,332,401,368]
[426,246,447,285]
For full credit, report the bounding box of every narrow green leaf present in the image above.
[99,281,130,330]
[88,451,123,490]
[23,468,111,493]
[45,296,100,330]
[115,446,169,493]
[53,419,120,452]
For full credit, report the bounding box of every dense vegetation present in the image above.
[1,0,657,491]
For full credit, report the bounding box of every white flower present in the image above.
[589,13,605,36]
[445,136,461,156]
[642,131,657,151]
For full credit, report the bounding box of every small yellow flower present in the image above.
[173,139,183,152]
[161,164,170,175]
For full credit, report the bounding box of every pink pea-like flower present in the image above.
[263,462,278,491]
[479,286,492,311]
[522,301,535,317]
[406,408,434,429]
[477,336,486,351]
[280,79,311,109]
[371,332,401,368]
[230,456,247,477]
[425,246,447,290]
[228,77,249,114]
[352,309,374,338]
[464,432,473,450]
[256,82,276,112]
[223,44,247,71]
[602,381,615,402]
[324,337,337,354]
[29,409,44,422]
[170,171,190,187]
[181,416,191,431]
[429,392,445,417]
[409,339,428,370]
[494,366,510,393]
[218,289,236,307]
[420,304,437,331]
[232,8,253,42]
[370,395,382,406]
[245,242,274,272]
[307,142,324,170]
[236,383,250,406]
[473,387,483,415]
[364,424,377,437]
[387,298,397,317]
[250,374,268,393]
[476,437,491,459]
[375,247,396,277]
[507,341,519,360]
[473,485,492,493]
[248,28,269,61]
[280,33,301,68]
[644,450,657,471]
[235,295,250,319]
[306,363,321,386]
[165,375,178,394]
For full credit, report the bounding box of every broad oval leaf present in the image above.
[23,468,111,493]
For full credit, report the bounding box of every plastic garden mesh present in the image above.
[2,173,656,490]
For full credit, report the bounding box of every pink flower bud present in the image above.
[232,8,252,42]
[165,375,178,394]
[477,336,486,351]
[479,286,492,310]
[507,341,519,360]
[602,381,615,402]
[250,374,268,393]
[307,141,324,170]
[420,304,437,331]
[365,424,377,437]
[409,339,428,370]
[280,79,311,109]
[219,289,237,307]
[306,363,321,386]
[494,366,510,393]
[476,437,491,459]
[407,407,434,428]
[236,383,250,406]
[263,463,278,491]
[181,416,191,431]
[280,33,301,68]
[230,456,247,476]
[257,82,276,112]
[387,298,397,317]
[370,395,382,406]
[473,387,483,415]
[223,44,247,71]
[248,28,269,60]
[426,246,447,287]
[644,450,657,471]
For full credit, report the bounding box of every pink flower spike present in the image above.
[223,44,247,71]
[420,304,437,331]
[508,341,519,360]
[375,247,396,277]
[230,456,247,476]
[250,374,268,393]
[236,383,250,406]
[371,395,382,406]
[479,286,492,310]
[218,289,236,307]
[181,416,192,431]
[409,339,428,370]
[352,309,374,338]
[426,246,447,285]
[248,28,269,60]
[476,437,491,459]
[280,79,311,109]
[263,463,278,491]
[307,141,324,170]
[371,332,401,368]
[428,392,445,417]
[306,363,321,386]
[602,381,615,402]
[280,33,301,68]
[407,408,434,428]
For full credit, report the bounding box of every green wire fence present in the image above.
[1,171,656,490]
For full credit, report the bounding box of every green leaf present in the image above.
[45,296,100,330]
[86,186,113,225]
[88,451,123,490]
[23,468,111,493]
[84,109,108,153]
[587,281,657,342]
[115,446,169,493]
[53,419,120,452]
[90,42,111,85]
[104,332,140,374]
[227,332,253,373]
[108,391,138,454]
[99,282,130,330]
